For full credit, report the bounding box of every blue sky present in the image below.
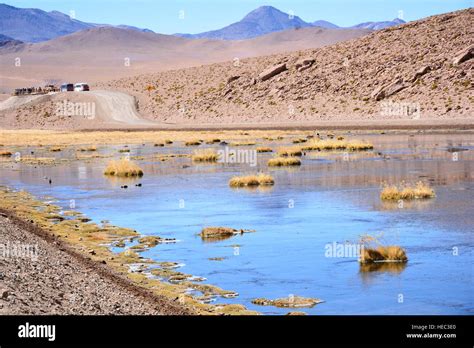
[4,0,472,34]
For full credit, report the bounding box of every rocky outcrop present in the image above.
[371,78,410,101]
[411,66,431,82]
[227,76,240,84]
[258,63,287,81]
[295,58,315,72]
[453,44,474,65]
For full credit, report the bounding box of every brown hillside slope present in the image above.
[100,8,473,125]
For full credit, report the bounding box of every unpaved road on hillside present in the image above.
[0,90,157,126]
[89,90,156,126]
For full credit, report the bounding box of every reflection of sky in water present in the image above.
[1,132,473,314]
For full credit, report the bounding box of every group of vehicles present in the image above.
[60,83,90,92]
[12,83,90,96]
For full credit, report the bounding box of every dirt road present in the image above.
[0,90,158,127]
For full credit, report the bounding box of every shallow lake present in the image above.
[1,132,473,314]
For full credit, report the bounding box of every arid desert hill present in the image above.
[0,25,370,92]
[97,8,473,124]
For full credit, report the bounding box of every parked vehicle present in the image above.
[74,83,90,92]
[60,83,74,92]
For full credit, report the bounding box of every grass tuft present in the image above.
[229,173,274,187]
[256,147,273,153]
[192,149,219,163]
[380,181,435,200]
[277,146,303,157]
[104,158,144,177]
[360,246,408,263]
[185,140,202,146]
[268,157,301,167]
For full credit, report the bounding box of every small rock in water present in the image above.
[135,183,142,187]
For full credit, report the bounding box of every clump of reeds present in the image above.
[230,141,256,146]
[277,146,303,157]
[185,140,202,146]
[302,139,373,151]
[360,246,408,263]
[256,147,273,153]
[77,146,97,152]
[192,149,219,163]
[358,234,408,263]
[229,173,274,187]
[268,157,301,167]
[380,181,435,200]
[104,158,143,177]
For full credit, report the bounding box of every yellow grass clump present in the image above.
[185,140,202,146]
[302,139,373,151]
[104,158,144,177]
[277,146,303,157]
[256,147,273,153]
[380,181,435,200]
[77,146,97,152]
[230,141,256,146]
[192,149,219,163]
[268,157,301,167]
[360,246,408,263]
[292,138,307,144]
[229,173,274,187]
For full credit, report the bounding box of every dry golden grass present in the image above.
[380,181,435,200]
[268,157,301,167]
[256,147,273,153]
[104,158,143,177]
[185,140,202,146]
[192,149,219,163]
[229,173,274,187]
[360,246,408,263]
[230,141,256,146]
[277,146,303,157]
[77,146,97,152]
[301,138,373,151]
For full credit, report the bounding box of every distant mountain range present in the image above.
[0,3,154,42]
[176,6,313,40]
[0,3,405,43]
[175,6,406,40]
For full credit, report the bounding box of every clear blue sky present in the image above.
[4,0,472,34]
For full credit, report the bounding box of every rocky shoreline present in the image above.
[0,208,192,315]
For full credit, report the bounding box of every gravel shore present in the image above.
[0,210,192,315]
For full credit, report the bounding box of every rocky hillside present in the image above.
[99,9,473,124]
